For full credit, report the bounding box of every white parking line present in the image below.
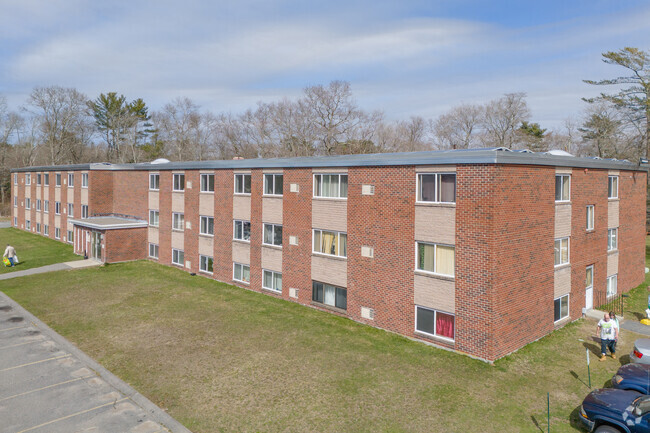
[0,339,44,350]
[15,397,129,433]
[0,375,95,402]
[0,325,27,332]
[0,354,71,372]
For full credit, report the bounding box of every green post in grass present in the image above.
[547,392,550,433]
[586,347,591,388]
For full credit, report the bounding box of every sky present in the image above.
[1,0,649,129]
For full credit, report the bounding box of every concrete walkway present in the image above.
[0,221,11,228]
[585,308,650,337]
[0,259,101,281]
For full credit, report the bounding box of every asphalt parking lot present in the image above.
[0,292,190,433]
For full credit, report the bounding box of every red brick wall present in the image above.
[184,171,199,274]
[89,171,114,215]
[213,170,233,283]
[347,166,415,335]
[112,171,148,220]
[105,228,148,262]
[282,168,313,305]
[46,171,54,239]
[619,170,647,291]
[158,172,172,264]
[249,169,263,292]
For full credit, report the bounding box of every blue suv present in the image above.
[580,388,650,432]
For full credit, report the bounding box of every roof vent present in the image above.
[519,149,533,154]
[546,149,574,157]
[494,147,513,152]
[151,158,170,164]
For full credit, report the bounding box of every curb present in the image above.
[0,291,192,433]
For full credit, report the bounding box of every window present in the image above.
[264,174,283,196]
[233,220,251,241]
[608,228,618,251]
[313,229,347,257]
[554,295,569,322]
[200,216,214,235]
[82,173,88,188]
[55,227,60,239]
[44,200,49,213]
[25,173,31,185]
[13,174,17,185]
[14,217,17,227]
[607,275,618,297]
[44,225,49,236]
[313,173,348,198]
[200,174,215,193]
[36,199,41,211]
[234,174,251,194]
[13,196,16,207]
[233,263,250,283]
[56,173,61,186]
[263,270,282,292]
[200,255,214,274]
[25,198,30,209]
[149,210,159,227]
[416,242,455,277]
[172,249,184,266]
[415,306,455,340]
[586,205,594,231]
[67,203,74,217]
[149,173,160,190]
[68,173,74,187]
[555,175,570,202]
[172,213,184,231]
[586,266,593,290]
[67,230,73,243]
[263,223,283,246]
[25,220,31,230]
[44,173,49,186]
[36,223,41,233]
[37,173,41,185]
[149,243,159,259]
[81,205,88,218]
[173,173,185,191]
[554,238,569,266]
[312,281,347,310]
[417,173,456,203]
[608,176,618,199]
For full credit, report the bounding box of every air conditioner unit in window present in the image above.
[361,307,375,320]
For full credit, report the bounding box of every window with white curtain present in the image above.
[554,238,569,266]
[607,275,617,297]
[233,263,250,283]
[607,228,618,251]
[172,213,184,231]
[313,174,348,198]
[263,270,282,292]
[234,174,251,194]
[233,220,251,241]
[416,242,455,277]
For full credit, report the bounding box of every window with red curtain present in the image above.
[436,312,455,340]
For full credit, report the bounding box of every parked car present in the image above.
[630,339,650,365]
[579,388,650,432]
[612,363,650,394]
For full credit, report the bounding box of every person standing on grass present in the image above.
[598,312,619,361]
[3,244,16,267]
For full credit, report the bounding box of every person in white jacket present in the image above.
[3,244,17,267]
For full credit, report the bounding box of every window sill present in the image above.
[263,194,283,199]
[200,191,215,194]
[608,198,620,202]
[312,196,347,201]
[554,316,571,327]
[262,244,283,250]
[233,239,251,245]
[199,270,213,275]
[414,270,455,281]
[148,256,158,260]
[608,249,619,255]
[262,287,282,295]
[555,201,571,205]
[234,193,251,197]
[554,263,571,271]
[172,190,185,193]
[414,201,456,208]
[586,229,595,233]
[310,301,346,314]
[171,262,183,267]
[233,279,250,285]
[415,331,455,345]
[199,233,214,238]
[312,252,347,261]
[171,229,184,233]
[149,225,159,229]
[149,189,159,192]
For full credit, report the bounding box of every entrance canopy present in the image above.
[69,216,148,263]
[68,216,147,230]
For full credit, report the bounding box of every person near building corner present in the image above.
[597,312,619,361]
[3,244,17,267]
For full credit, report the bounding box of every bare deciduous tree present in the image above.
[481,92,530,148]
[433,104,483,149]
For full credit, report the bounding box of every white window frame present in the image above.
[67,230,73,244]
[554,237,570,267]
[554,294,569,323]
[555,174,570,202]
[234,173,251,195]
[416,173,456,204]
[67,173,74,187]
[199,255,214,274]
[607,228,618,252]
[25,220,31,230]
[81,205,88,219]
[13,196,17,207]
[149,173,160,191]
[607,274,618,297]
[149,210,160,227]
[36,222,41,233]
[25,198,30,209]
[37,173,41,185]
[263,223,283,247]
[262,269,282,293]
[264,173,283,196]
[13,174,17,185]
[55,173,62,187]
[25,173,31,185]
[415,241,455,277]
[172,212,184,231]
[233,262,250,284]
[148,243,159,259]
[233,220,251,242]
[36,199,41,211]
[44,173,49,186]
[14,217,17,227]
[82,173,89,188]
[414,305,455,342]
[44,200,49,214]
[586,205,594,231]
[172,248,184,266]
[608,175,619,199]
[313,173,348,199]
[55,227,61,239]
[200,174,215,193]
[200,216,214,236]
[67,203,74,217]
[312,229,347,258]
[173,173,185,192]
[586,265,594,290]
[43,224,48,236]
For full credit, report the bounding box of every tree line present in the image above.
[0,47,648,210]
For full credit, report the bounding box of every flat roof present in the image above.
[69,217,148,230]
[10,148,649,172]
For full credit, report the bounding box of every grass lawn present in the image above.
[0,228,80,274]
[1,262,648,432]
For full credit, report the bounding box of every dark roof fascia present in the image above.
[11,163,92,173]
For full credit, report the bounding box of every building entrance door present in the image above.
[90,231,102,261]
[585,265,594,310]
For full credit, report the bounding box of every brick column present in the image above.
[214,170,234,283]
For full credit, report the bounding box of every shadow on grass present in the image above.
[618,354,631,366]
[569,405,586,431]
[583,340,601,357]
[570,370,591,389]
[530,415,543,432]
[633,311,646,321]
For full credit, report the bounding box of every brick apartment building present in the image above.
[10,149,648,361]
